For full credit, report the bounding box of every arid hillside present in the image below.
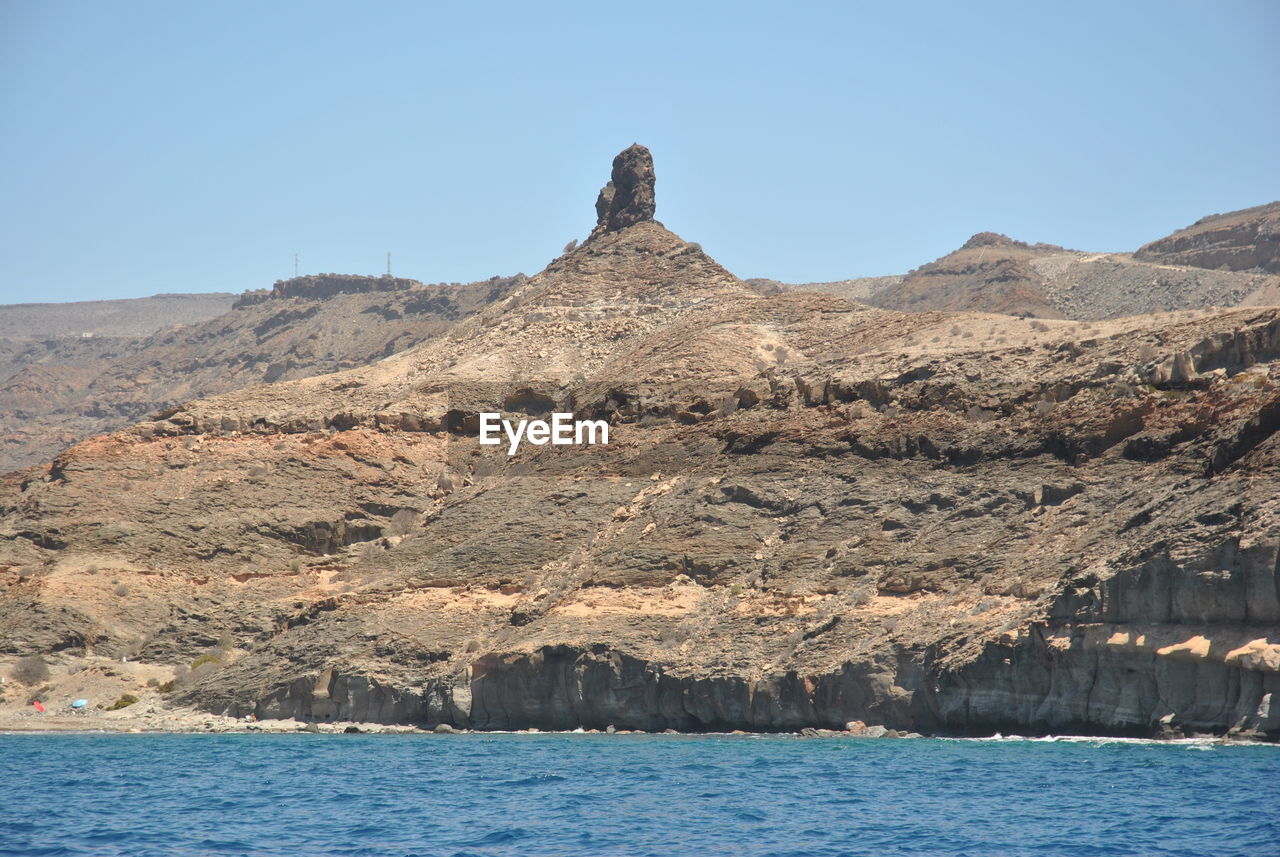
[3,201,1273,477]
[0,292,237,339]
[1136,201,1280,274]
[1,146,1277,739]
[0,274,521,473]
[762,205,1280,320]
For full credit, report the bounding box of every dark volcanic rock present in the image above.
[594,183,615,227]
[594,144,656,234]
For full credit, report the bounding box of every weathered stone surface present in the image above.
[593,144,656,234]
[594,182,615,228]
[1136,201,1280,274]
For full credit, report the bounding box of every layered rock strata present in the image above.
[0,147,1277,740]
[1136,202,1280,274]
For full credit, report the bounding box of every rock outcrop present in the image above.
[1135,202,1280,274]
[592,144,657,235]
[268,274,424,302]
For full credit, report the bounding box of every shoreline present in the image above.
[1,713,1275,746]
[3,653,1274,744]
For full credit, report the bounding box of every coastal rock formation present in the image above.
[1,147,1278,741]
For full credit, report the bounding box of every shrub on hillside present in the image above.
[190,654,222,670]
[106,694,138,711]
[12,655,50,685]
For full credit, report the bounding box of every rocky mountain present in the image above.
[763,207,1280,320]
[865,233,1070,318]
[0,274,522,473]
[1135,201,1280,274]
[1,146,1277,740]
[0,292,237,469]
[0,292,237,339]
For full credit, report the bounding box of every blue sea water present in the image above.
[0,733,1276,857]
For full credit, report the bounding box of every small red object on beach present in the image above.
[32,700,46,713]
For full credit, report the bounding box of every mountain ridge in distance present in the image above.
[2,175,1273,473]
[762,202,1280,319]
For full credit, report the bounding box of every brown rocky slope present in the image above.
[764,208,1280,320]
[1135,201,1280,274]
[1,145,1277,738]
[0,274,521,473]
[0,292,237,339]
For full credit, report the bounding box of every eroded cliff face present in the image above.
[1,147,1277,739]
[1136,202,1280,275]
[930,538,1280,736]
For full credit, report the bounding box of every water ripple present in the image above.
[0,734,1277,856]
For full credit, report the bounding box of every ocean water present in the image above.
[0,733,1276,857]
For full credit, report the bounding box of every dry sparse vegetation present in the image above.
[12,655,50,685]
[106,693,138,711]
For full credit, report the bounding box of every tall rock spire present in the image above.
[593,144,656,235]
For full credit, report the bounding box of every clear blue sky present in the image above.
[2,0,1277,304]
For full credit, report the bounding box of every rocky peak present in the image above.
[959,232,1065,255]
[961,232,1024,251]
[593,144,657,235]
